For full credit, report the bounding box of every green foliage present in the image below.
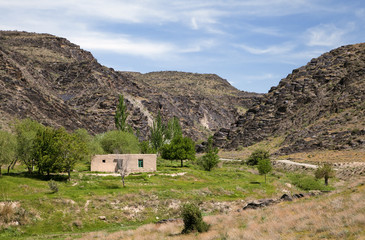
[257,158,272,183]
[0,130,16,176]
[247,149,270,166]
[14,118,44,173]
[73,128,104,156]
[100,130,140,154]
[140,140,156,154]
[149,112,183,153]
[32,126,62,175]
[289,173,333,191]
[315,164,335,186]
[165,116,182,140]
[181,203,209,234]
[150,111,165,152]
[56,128,89,180]
[161,136,196,167]
[48,180,58,193]
[31,127,89,179]
[198,136,219,171]
[114,94,129,132]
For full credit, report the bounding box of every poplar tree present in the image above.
[114,94,129,132]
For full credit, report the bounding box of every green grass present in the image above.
[288,173,334,191]
[0,161,333,239]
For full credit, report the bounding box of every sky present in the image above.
[1,1,365,93]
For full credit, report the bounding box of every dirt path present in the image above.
[275,159,318,169]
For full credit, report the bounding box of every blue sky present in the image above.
[1,0,364,93]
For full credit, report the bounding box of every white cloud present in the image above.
[69,33,176,59]
[237,43,295,55]
[306,24,347,47]
[191,17,199,30]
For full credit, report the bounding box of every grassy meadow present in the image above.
[0,159,335,240]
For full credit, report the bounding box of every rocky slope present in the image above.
[214,43,365,153]
[0,31,260,140]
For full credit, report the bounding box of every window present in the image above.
[102,160,106,163]
[138,159,143,168]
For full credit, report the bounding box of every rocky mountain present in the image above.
[0,31,261,140]
[214,43,365,154]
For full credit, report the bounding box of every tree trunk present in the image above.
[324,176,328,186]
[181,159,183,167]
[8,158,18,174]
[265,174,267,183]
[122,176,125,187]
[68,170,71,181]
[0,165,2,176]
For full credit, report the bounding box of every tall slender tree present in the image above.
[150,110,165,153]
[114,94,129,132]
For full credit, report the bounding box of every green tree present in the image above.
[181,203,209,234]
[165,116,182,140]
[0,130,16,176]
[161,136,195,167]
[150,110,165,152]
[56,128,89,180]
[14,118,44,173]
[114,94,129,132]
[140,140,155,154]
[315,164,334,186]
[199,136,219,171]
[73,128,104,156]
[100,130,140,154]
[257,158,272,183]
[247,149,270,166]
[32,127,62,176]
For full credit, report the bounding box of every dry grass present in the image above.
[282,150,365,163]
[79,182,365,240]
[219,136,286,160]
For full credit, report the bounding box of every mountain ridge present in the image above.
[0,30,261,140]
[214,43,365,154]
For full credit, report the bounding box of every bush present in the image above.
[247,149,270,166]
[181,203,209,234]
[48,180,59,193]
[288,174,333,191]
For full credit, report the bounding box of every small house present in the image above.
[91,154,157,173]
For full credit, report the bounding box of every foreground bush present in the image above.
[181,203,209,234]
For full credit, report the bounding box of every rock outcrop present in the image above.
[214,43,365,153]
[0,31,261,140]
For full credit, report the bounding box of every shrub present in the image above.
[289,174,333,191]
[247,149,270,166]
[48,180,59,193]
[181,203,209,234]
